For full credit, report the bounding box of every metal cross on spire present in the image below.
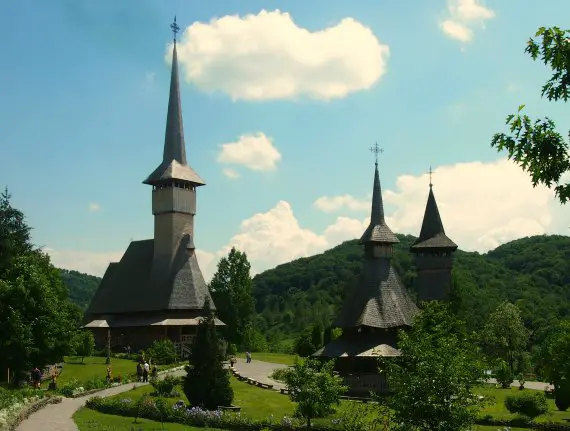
[428,166,434,187]
[170,16,180,42]
[369,142,383,166]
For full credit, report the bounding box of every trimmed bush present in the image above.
[505,391,548,419]
[555,383,570,411]
[147,339,177,365]
[151,374,179,397]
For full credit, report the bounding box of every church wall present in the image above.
[416,267,453,301]
[152,187,196,215]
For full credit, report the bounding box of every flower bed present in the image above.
[0,391,61,431]
[85,395,336,430]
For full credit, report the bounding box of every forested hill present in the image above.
[59,234,570,348]
[59,269,101,310]
[252,234,570,346]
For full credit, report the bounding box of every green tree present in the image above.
[481,301,529,374]
[147,339,177,365]
[382,302,486,431]
[311,324,323,350]
[538,320,570,410]
[183,299,233,409]
[209,247,256,348]
[491,27,570,204]
[0,188,32,276]
[0,251,80,382]
[281,358,347,429]
[73,330,95,363]
[0,191,80,382]
[294,327,316,357]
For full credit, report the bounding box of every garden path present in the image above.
[232,357,287,390]
[15,369,186,431]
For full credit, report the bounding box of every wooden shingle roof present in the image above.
[411,185,457,251]
[335,259,418,329]
[85,234,214,316]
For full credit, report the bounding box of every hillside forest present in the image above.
[62,233,570,355]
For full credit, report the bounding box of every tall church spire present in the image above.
[360,144,398,244]
[144,17,204,186]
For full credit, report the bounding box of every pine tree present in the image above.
[183,299,234,409]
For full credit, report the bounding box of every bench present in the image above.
[247,378,256,385]
[280,388,289,395]
[256,382,274,389]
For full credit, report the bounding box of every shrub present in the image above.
[151,374,178,397]
[269,368,288,382]
[147,339,177,365]
[555,383,570,411]
[496,362,515,389]
[505,391,548,419]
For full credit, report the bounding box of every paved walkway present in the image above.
[15,369,186,431]
[14,357,554,431]
[232,358,287,390]
[487,378,553,391]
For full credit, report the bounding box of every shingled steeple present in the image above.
[360,160,399,245]
[144,18,205,187]
[333,147,417,330]
[411,170,458,302]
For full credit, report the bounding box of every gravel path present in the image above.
[232,357,288,390]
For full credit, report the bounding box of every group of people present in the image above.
[136,359,157,382]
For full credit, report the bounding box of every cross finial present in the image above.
[170,16,180,42]
[428,166,434,187]
[369,142,383,166]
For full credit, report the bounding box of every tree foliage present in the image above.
[491,26,570,204]
[71,330,95,363]
[537,320,570,410]
[382,302,486,431]
[281,358,347,429]
[147,339,177,365]
[0,190,80,382]
[481,301,529,374]
[184,299,233,409]
[209,247,256,348]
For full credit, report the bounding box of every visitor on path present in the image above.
[106,366,112,385]
[143,361,150,382]
[136,362,143,382]
[229,356,236,368]
[31,367,41,389]
[246,351,252,363]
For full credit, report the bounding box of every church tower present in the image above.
[143,18,205,268]
[410,170,458,302]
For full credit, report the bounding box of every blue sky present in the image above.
[1,0,569,279]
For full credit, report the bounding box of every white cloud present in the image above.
[169,10,389,101]
[440,20,473,43]
[440,0,495,43]
[314,194,369,213]
[201,158,569,279]
[46,248,123,277]
[217,133,281,171]
[56,159,570,284]
[222,168,240,179]
[88,202,101,212]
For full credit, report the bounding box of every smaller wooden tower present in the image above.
[410,169,458,302]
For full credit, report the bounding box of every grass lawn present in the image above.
[474,385,570,423]
[74,408,223,430]
[47,356,138,386]
[236,352,297,366]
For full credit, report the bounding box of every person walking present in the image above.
[136,361,143,382]
[143,360,150,383]
[246,351,251,364]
